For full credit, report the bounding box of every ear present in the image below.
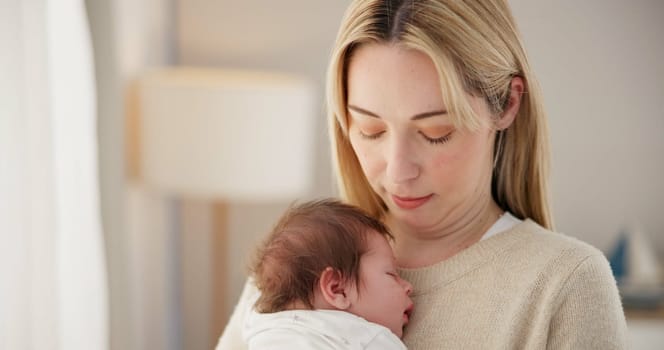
[496,76,524,130]
[318,267,353,310]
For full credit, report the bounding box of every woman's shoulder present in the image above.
[507,219,613,276]
[514,219,605,257]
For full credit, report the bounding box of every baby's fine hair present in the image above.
[250,198,392,313]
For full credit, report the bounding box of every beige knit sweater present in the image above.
[217,220,628,349]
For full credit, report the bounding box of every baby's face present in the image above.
[347,231,414,337]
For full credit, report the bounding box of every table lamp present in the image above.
[137,67,316,349]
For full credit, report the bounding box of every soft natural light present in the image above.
[0,0,108,349]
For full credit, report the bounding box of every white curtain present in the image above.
[0,0,109,349]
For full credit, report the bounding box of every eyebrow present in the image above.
[347,105,448,120]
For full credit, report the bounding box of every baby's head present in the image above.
[251,199,414,337]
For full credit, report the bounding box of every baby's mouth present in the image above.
[403,303,414,324]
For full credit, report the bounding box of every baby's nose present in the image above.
[402,279,413,295]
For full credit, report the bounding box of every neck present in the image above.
[389,198,503,268]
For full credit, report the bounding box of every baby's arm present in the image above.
[215,278,259,350]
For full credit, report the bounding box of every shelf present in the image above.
[625,305,664,320]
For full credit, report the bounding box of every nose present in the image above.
[385,136,420,184]
[401,278,413,296]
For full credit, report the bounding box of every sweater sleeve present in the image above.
[215,278,260,350]
[547,253,628,349]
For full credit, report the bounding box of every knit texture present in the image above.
[217,220,628,349]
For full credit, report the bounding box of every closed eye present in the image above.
[360,130,385,140]
[419,130,453,145]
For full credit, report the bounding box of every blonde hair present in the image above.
[326,0,553,229]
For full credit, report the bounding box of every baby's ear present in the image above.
[318,267,352,310]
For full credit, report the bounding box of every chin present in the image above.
[391,209,433,229]
[393,329,403,338]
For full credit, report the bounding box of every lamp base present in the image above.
[180,200,229,350]
[211,202,229,345]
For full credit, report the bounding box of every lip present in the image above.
[391,194,433,210]
[403,303,414,324]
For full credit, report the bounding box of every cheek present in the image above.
[429,135,491,186]
[350,138,384,177]
[459,132,494,173]
[431,150,456,167]
[429,150,462,184]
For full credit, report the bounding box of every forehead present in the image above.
[361,231,394,262]
[347,43,446,117]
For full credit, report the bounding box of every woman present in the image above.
[218,0,627,348]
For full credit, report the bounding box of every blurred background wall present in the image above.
[84,0,664,349]
[510,0,664,254]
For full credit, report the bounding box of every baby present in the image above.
[242,199,414,349]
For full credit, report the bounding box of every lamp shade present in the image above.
[138,67,316,201]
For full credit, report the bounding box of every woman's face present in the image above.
[346,43,497,233]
